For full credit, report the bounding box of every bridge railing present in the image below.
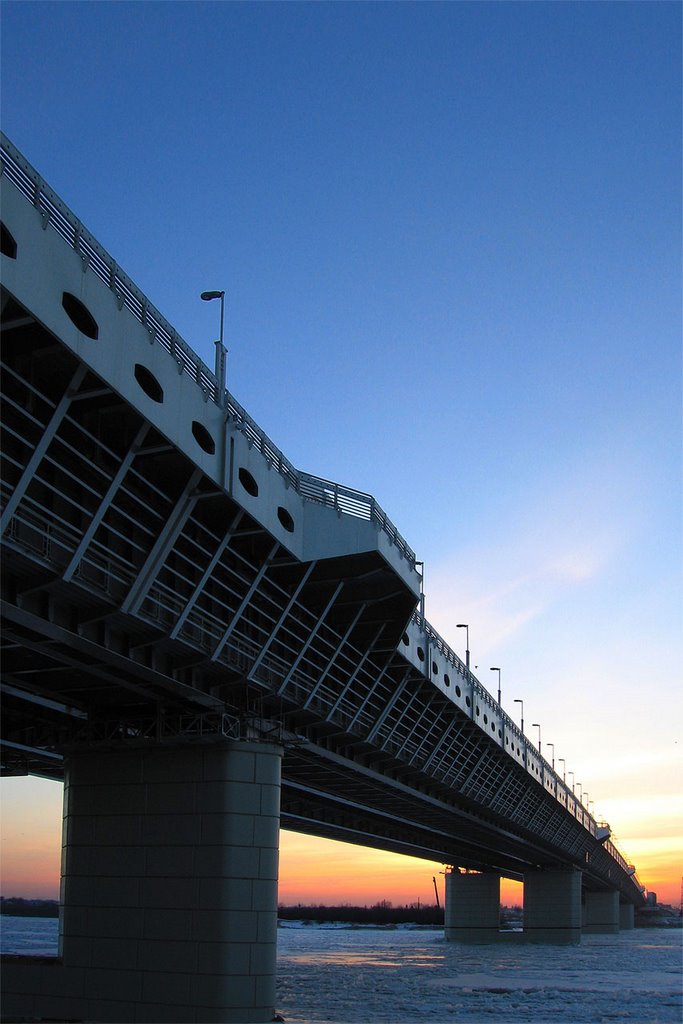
[0,132,417,571]
[411,608,603,835]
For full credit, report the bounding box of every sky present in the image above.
[0,1,681,909]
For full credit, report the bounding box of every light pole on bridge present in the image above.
[513,698,524,735]
[546,741,555,769]
[489,666,501,706]
[200,289,227,407]
[558,757,566,782]
[415,561,425,618]
[456,624,470,670]
[532,722,541,753]
[576,782,583,802]
[568,770,574,792]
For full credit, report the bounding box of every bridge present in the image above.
[0,133,646,1024]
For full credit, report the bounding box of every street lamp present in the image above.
[576,782,583,801]
[558,757,566,782]
[568,770,574,792]
[456,624,470,670]
[200,290,226,405]
[415,561,425,618]
[546,742,555,769]
[513,698,524,735]
[490,667,501,706]
[532,722,541,753]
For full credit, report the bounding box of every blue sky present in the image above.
[1,1,681,902]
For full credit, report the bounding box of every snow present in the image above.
[275,925,683,1024]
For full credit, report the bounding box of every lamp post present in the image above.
[200,290,226,406]
[532,722,541,753]
[576,782,583,802]
[558,757,566,782]
[415,562,425,617]
[456,624,470,670]
[490,667,501,706]
[546,742,555,769]
[513,698,524,735]
[568,770,574,792]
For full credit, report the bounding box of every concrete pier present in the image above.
[444,870,501,942]
[1,738,283,1023]
[523,867,582,944]
[583,890,620,934]
[619,901,635,930]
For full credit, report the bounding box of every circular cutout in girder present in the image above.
[277,506,295,533]
[192,421,215,455]
[1,222,17,259]
[238,468,259,497]
[134,363,163,403]
[62,292,98,339]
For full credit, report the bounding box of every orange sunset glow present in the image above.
[1,776,680,910]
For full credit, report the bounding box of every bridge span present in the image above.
[0,133,646,1023]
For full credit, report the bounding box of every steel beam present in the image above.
[275,581,344,696]
[120,467,203,616]
[209,538,278,660]
[0,363,87,537]
[302,603,367,712]
[172,508,246,642]
[365,667,412,744]
[246,562,316,682]
[62,421,150,582]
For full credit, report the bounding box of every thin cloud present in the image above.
[424,447,647,654]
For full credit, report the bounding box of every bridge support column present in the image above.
[583,890,620,934]
[523,867,582,944]
[444,869,501,942]
[2,738,283,1024]
[619,902,635,930]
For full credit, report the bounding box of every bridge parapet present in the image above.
[404,610,603,838]
[0,133,417,573]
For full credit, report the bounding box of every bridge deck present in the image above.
[0,132,644,907]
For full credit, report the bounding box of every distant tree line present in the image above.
[0,898,59,918]
[278,902,444,925]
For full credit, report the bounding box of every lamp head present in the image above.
[201,290,224,301]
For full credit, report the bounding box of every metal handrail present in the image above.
[0,132,417,570]
[410,608,605,834]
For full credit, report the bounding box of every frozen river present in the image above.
[1,917,681,1022]
[275,923,682,1024]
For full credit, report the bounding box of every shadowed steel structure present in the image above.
[0,134,645,1023]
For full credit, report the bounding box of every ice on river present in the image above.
[275,923,682,1024]
[1,917,680,1022]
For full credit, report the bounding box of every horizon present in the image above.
[1,2,681,908]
